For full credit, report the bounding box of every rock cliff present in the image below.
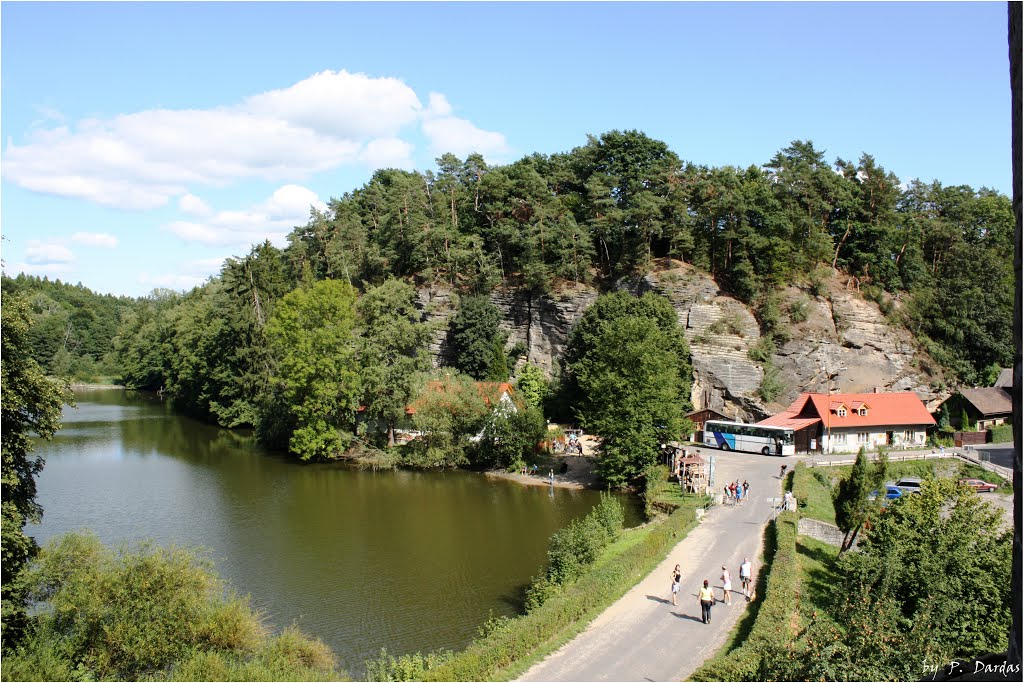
[416,262,943,421]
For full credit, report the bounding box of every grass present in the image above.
[798,458,1012,523]
[794,535,840,629]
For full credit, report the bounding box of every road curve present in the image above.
[518,450,790,682]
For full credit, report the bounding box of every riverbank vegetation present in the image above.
[0,533,345,682]
[691,464,1012,681]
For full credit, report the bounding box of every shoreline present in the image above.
[486,455,602,490]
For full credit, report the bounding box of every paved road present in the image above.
[519,450,790,682]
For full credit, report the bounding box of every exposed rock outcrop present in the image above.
[416,262,944,421]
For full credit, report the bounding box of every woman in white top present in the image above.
[720,565,732,605]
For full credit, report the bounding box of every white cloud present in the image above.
[421,116,510,159]
[243,70,422,138]
[9,261,75,278]
[3,70,512,210]
[71,232,119,248]
[25,241,75,265]
[164,184,326,247]
[178,193,213,216]
[425,92,453,117]
[359,137,415,169]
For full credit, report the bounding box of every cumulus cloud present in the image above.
[3,70,509,211]
[164,184,326,246]
[25,241,75,265]
[421,116,511,159]
[71,232,119,248]
[178,193,213,216]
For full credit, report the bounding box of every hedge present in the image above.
[688,512,800,681]
[415,500,704,681]
[987,423,1013,444]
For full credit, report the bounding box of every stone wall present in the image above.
[797,517,848,548]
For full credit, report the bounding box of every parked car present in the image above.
[895,477,923,494]
[958,478,999,493]
[869,484,903,501]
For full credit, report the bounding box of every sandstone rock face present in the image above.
[416,264,943,421]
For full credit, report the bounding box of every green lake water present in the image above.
[30,389,640,675]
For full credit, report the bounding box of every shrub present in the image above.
[987,423,1013,444]
[787,297,809,324]
[364,647,455,682]
[641,463,670,518]
[747,336,776,364]
[2,532,343,682]
[757,362,785,403]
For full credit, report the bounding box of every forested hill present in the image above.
[3,130,1014,431]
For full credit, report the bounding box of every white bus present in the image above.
[703,420,795,456]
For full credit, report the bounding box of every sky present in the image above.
[1,1,1014,298]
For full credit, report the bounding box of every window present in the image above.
[858,407,868,416]
[837,408,847,417]
[833,432,848,444]
[903,430,913,442]
[857,432,870,443]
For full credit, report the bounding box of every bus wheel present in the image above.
[720,443,731,451]
[761,446,771,455]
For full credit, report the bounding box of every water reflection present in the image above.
[32,390,641,674]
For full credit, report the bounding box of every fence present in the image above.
[954,431,987,447]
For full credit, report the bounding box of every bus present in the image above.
[703,420,795,456]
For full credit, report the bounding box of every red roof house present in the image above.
[759,392,935,454]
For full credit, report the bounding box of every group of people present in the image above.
[674,557,753,624]
[723,479,750,505]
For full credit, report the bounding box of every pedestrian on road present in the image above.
[720,566,732,605]
[698,579,714,624]
[670,564,681,606]
[735,482,743,505]
[739,558,752,600]
[742,479,750,497]
[779,463,787,479]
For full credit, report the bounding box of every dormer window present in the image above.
[850,401,870,417]
[858,407,868,416]
[837,407,847,417]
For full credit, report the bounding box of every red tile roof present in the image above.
[759,392,935,429]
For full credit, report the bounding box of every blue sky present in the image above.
[1,1,1013,298]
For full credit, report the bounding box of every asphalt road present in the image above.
[518,449,790,682]
[973,442,1016,470]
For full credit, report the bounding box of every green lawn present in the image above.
[795,535,840,629]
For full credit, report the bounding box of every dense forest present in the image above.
[2,130,1015,476]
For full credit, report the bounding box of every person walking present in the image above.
[739,557,752,600]
[735,481,743,505]
[670,564,681,606]
[720,565,732,605]
[698,579,715,624]
[779,463,787,479]
[742,479,750,497]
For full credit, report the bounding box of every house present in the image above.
[758,391,936,454]
[685,408,730,442]
[358,380,518,444]
[935,387,1012,431]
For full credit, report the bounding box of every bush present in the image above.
[364,647,455,682]
[641,463,670,518]
[787,298,809,324]
[747,336,776,364]
[2,532,343,682]
[757,362,785,403]
[987,423,1013,444]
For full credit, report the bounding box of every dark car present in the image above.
[958,478,998,493]
[895,477,923,495]
[869,484,903,501]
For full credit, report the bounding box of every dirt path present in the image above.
[518,449,790,682]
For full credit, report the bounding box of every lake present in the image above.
[29,389,640,675]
